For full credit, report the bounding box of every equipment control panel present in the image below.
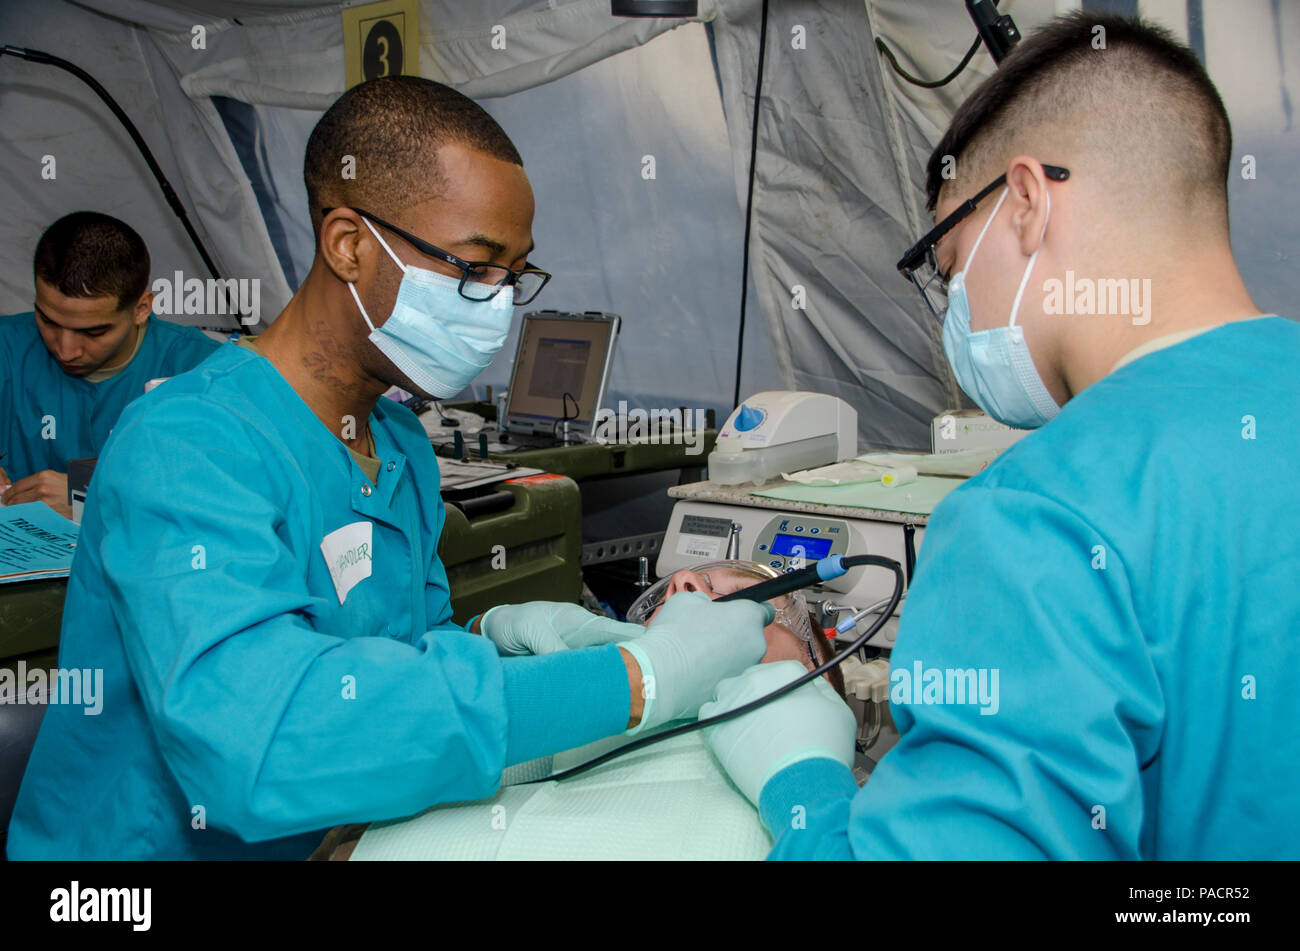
[752,514,850,573]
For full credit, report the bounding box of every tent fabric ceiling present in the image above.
[0,0,293,330]
[56,0,964,448]
[8,0,1296,451]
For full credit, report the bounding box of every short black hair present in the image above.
[926,12,1232,221]
[304,75,523,236]
[33,211,150,310]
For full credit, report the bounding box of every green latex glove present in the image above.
[622,591,770,733]
[480,601,644,656]
[701,660,857,806]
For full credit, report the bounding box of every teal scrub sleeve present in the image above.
[499,646,630,766]
[765,485,1162,860]
[92,397,622,843]
[759,758,858,859]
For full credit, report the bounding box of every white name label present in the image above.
[320,521,374,604]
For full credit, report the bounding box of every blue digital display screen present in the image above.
[770,534,832,559]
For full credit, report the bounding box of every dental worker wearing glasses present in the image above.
[700,14,1300,860]
[8,77,767,860]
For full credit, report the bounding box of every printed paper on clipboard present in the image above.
[0,503,80,584]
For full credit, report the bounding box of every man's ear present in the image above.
[320,209,365,285]
[133,289,154,325]
[1005,156,1052,258]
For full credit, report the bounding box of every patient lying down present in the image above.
[637,561,845,699]
[322,561,848,861]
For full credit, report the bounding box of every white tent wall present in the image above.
[465,23,785,416]
[708,0,981,450]
[1192,0,1299,322]
[2,0,1295,450]
[0,0,277,330]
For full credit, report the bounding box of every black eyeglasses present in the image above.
[322,206,551,305]
[896,164,1070,318]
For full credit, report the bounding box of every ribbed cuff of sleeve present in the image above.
[499,644,630,767]
[758,757,858,837]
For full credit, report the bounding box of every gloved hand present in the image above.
[700,660,857,806]
[621,591,770,734]
[480,601,644,656]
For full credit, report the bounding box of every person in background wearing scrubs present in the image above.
[702,12,1300,859]
[0,212,219,515]
[7,76,767,860]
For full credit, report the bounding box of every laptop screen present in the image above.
[506,313,617,432]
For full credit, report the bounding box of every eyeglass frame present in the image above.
[895,164,1070,318]
[320,206,551,305]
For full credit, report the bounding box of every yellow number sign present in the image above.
[342,0,420,88]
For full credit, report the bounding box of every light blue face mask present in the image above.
[348,218,514,398]
[941,187,1060,429]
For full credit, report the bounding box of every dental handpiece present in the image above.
[714,555,851,607]
[521,553,904,785]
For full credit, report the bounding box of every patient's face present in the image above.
[647,567,819,671]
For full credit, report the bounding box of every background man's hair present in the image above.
[925,12,1232,227]
[304,75,523,236]
[33,211,150,310]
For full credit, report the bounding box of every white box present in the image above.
[930,410,1029,455]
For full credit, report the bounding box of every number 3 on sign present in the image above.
[342,0,420,89]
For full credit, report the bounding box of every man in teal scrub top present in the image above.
[8,76,766,859]
[0,212,219,515]
[703,13,1300,859]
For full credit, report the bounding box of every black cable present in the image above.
[433,399,461,428]
[0,46,243,329]
[731,0,769,410]
[551,391,579,444]
[903,522,917,586]
[875,34,982,89]
[521,554,903,785]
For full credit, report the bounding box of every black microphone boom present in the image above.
[966,0,1021,65]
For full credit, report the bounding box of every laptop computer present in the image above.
[498,310,620,448]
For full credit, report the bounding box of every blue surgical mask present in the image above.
[348,218,514,398]
[941,187,1060,429]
